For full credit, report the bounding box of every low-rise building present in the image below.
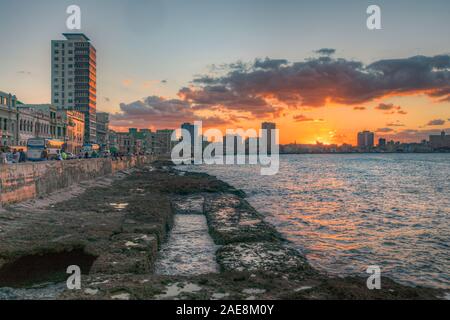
[0,91,18,147]
[96,112,110,151]
[16,106,52,146]
[153,129,175,155]
[430,131,450,150]
[60,110,85,154]
[19,104,66,141]
[117,132,133,154]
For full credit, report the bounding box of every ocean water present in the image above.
[181,153,450,289]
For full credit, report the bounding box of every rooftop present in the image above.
[62,33,90,41]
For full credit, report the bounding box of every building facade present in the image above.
[261,122,276,153]
[96,112,110,151]
[116,132,133,154]
[429,131,450,149]
[16,105,52,146]
[153,129,175,155]
[61,110,85,154]
[51,33,97,144]
[0,91,18,147]
[357,131,375,149]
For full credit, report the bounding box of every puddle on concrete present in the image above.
[155,282,202,299]
[109,203,129,210]
[154,215,220,276]
[171,195,204,215]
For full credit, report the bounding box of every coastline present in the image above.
[0,161,446,300]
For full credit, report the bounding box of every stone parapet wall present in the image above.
[0,156,155,205]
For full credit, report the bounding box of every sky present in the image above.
[0,0,449,144]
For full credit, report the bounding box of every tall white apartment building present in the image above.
[51,33,97,143]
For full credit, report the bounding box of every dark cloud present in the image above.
[375,103,398,111]
[315,48,336,56]
[374,103,407,115]
[376,128,395,133]
[353,106,366,110]
[254,58,288,70]
[180,54,450,117]
[111,96,234,129]
[104,97,111,102]
[426,119,446,126]
[293,114,316,122]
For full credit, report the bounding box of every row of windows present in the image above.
[53,99,74,104]
[54,50,74,55]
[53,43,74,48]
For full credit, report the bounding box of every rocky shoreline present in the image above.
[0,161,446,300]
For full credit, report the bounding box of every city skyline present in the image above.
[1,0,449,145]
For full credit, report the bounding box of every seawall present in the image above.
[0,156,155,205]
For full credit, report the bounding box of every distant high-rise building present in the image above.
[181,122,196,148]
[261,122,276,153]
[51,33,97,144]
[357,131,374,149]
[429,131,450,149]
[378,138,386,147]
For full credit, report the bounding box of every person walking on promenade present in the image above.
[0,148,7,164]
[42,149,48,161]
[19,149,27,163]
[13,149,20,164]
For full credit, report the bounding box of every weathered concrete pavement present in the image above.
[0,162,446,300]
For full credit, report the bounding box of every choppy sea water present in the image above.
[181,154,450,289]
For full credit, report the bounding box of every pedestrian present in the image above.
[0,149,7,164]
[19,149,27,163]
[42,149,48,161]
[13,149,20,163]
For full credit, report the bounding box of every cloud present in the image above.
[375,103,398,111]
[376,127,395,133]
[374,103,407,115]
[386,121,405,127]
[426,119,446,126]
[110,96,234,129]
[180,54,450,118]
[293,114,323,122]
[254,58,289,70]
[104,97,111,102]
[17,70,31,75]
[353,106,366,110]
[315,48,336,56]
